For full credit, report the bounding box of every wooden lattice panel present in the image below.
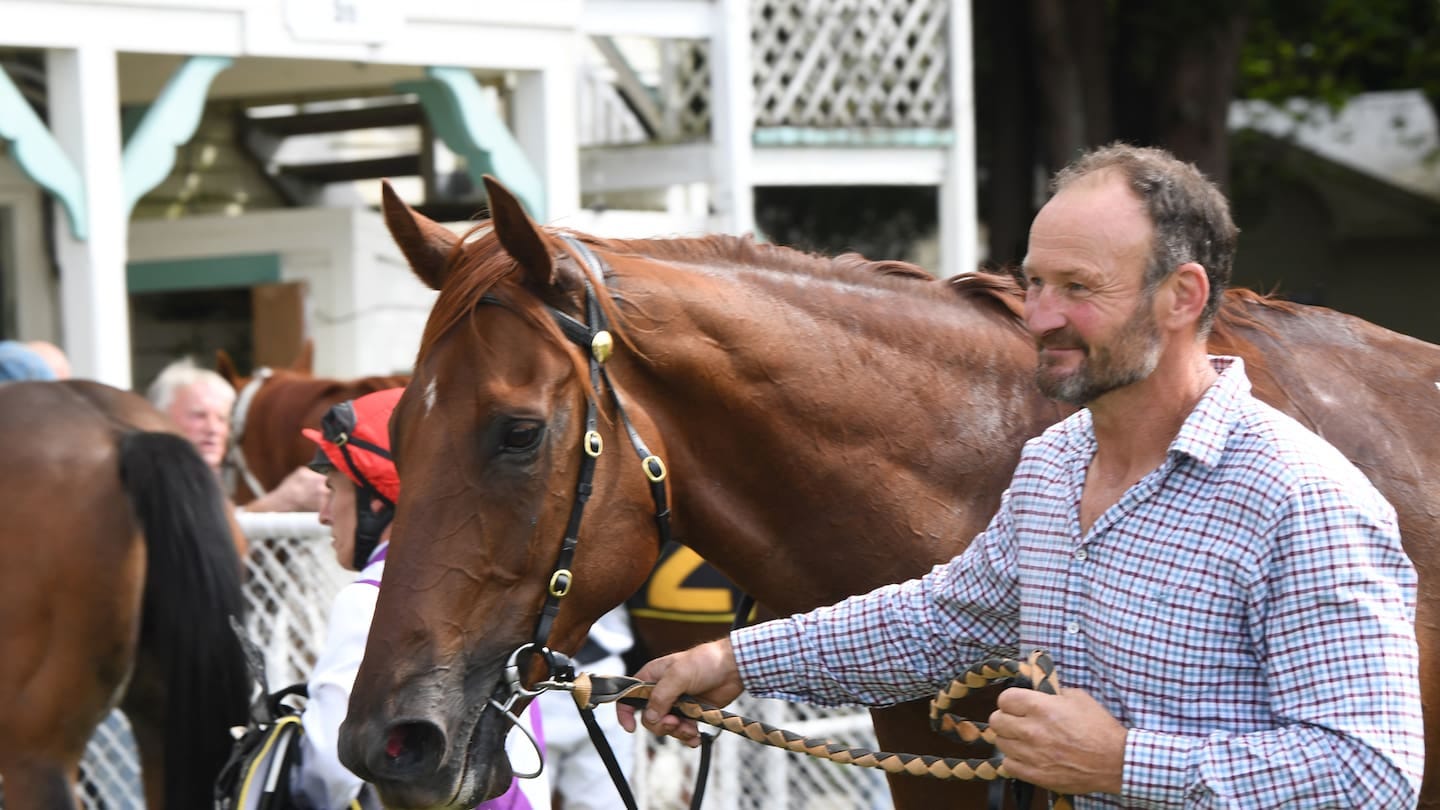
[663,40,713,141]
[753,0,951,128]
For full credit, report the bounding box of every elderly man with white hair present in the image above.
[148,357,325,513]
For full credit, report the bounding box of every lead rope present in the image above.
[566,650,1073,810]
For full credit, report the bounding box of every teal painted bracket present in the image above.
[121,55,232,219]
[399,67,546,220]
[0,65,87,239]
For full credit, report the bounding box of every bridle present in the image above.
[485,235,686,808]
[226,366,274,499]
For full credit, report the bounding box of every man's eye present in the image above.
[501,423,544,453]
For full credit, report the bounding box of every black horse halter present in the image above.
[483,235,678,808]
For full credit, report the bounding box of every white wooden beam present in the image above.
[581,142,712,193]
[752,146,948,186]
[709,0,754,234]
[940,0,979,276]
[581,0,716,39]
[48,47,132,388]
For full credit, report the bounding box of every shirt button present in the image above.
[1074,548,1088,562]
[1065,621,1080,634]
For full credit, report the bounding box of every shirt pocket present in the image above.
[1089,582,1260,713]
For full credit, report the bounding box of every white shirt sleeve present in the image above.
[294,580,379,810]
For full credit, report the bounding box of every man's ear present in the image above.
[1160,262,1210,331]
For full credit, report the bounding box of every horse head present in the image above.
[339,179,664,808]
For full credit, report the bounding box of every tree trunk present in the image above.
[1153,15,1249,185]
[975,0,1039,267]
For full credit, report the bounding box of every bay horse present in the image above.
[0,380,251,809]
[340,178,1440,810]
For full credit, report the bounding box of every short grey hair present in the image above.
[1052,143,1238,335]
[146,357,236,414]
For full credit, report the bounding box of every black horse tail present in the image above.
[118,431,250,808]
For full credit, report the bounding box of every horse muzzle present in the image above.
[339,683,514,809]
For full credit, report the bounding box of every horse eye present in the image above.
[501,422,544,453]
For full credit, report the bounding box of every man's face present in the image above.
[168,383,231,471]
[318,470,359,571]
[1022,171,1163,406]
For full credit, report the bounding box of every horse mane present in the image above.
[418,227,957,365]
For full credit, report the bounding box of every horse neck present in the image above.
[606,260,1054,613]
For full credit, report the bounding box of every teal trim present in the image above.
[0,64,86,239]
[121,55,232,219]
[399,67,546,220]
[753,127,955,148]
[127,253,280,294]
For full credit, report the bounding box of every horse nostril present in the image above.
[379,720,446,777]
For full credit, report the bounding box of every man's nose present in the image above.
[1024,287,1065,336]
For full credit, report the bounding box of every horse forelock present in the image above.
[415,222,594,405]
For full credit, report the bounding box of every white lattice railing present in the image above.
[753,0,951,129]
[579,0,952,147]
[58,514,887,809]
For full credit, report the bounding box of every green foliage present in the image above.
[1240,0,1440,109]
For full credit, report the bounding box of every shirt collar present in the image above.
[1166,355,1249,469]
[366,541,390,567]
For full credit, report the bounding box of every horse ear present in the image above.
[292,338,314,374]
[483,175,555,288]
[215,349,240,388]
[381,179,459,291]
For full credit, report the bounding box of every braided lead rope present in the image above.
[571,650,1073,809]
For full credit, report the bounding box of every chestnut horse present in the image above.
[216,347,749,664]
[215,345,408,505]
[340,178,1440,810]
[0,380,250,809]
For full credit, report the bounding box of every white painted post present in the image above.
[709,0,755,236]
[47,47,132,388]
[940,0,979,277]
[514,61,580,224]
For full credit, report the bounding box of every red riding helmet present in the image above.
[302,387,404,568]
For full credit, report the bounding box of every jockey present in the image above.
[297,388,549,810]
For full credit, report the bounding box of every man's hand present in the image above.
[616,638,744,748]
[246,466,327,512]
[989,686,1127,796]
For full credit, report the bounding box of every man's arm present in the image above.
[621,489,1023,740]
[243,466,327,513]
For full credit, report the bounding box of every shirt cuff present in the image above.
[731,617,808,698]
[1123,728,1203,809]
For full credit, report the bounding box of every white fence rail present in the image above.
[54,514,887,809]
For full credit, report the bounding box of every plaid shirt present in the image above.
[734,357,1422,808]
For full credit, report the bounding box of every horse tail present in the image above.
[118,431,250,808]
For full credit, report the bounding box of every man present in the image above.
[296,388,549,810]
[0,340,58,381]
[148,357,324,512]
[618,144,1422,807]
[25,340,70,379]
